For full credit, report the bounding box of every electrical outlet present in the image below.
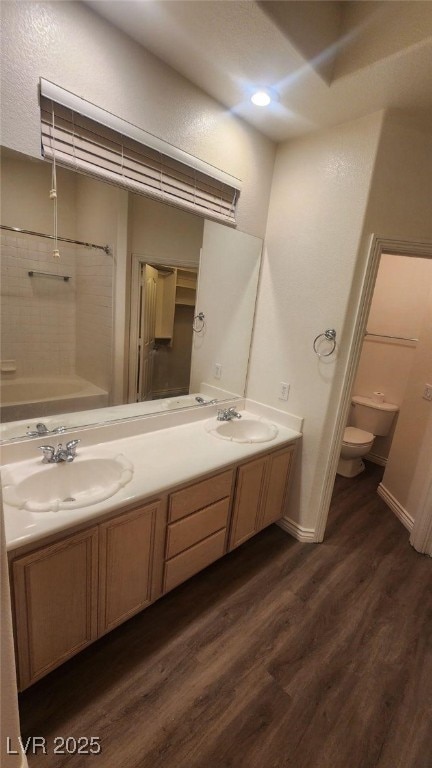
[423,383,432,401]
[214,363,222,380]
[279,382,290,401]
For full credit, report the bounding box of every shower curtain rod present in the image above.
[0,224,111,255]
[365,330,419,343]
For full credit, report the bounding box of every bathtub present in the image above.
[0,375,109,424]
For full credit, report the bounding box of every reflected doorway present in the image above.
[129,259,198,402]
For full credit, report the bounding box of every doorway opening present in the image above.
[316,236,432,550]
[128,258,198,403]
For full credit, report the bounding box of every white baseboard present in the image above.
[277,517,317,543]
[366,451,387,467]
[377,483,414,531]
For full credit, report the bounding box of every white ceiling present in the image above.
[86,0,432,143]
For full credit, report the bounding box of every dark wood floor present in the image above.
[19,463,432,768]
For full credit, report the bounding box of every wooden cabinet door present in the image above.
[259,445,295,530]
[98,500,164,635]
[12,527,98,690]
[228,455,267,550]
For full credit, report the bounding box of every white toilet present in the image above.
[337,395,399,478]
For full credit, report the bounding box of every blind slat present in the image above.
[42,124,235,211]
[41,99,239,224]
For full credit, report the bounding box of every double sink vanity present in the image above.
[1,402,302,690]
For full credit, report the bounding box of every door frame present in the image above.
[128,253,199,403]
[315,234,432,543]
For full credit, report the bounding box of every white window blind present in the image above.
[40,81,241,225]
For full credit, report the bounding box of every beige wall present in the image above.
[0,1,275,240]
[74,176,118,393]
[361,112,432,244]
[353,253,432,461]
[152,305,195,398]
[314,110,432,536]
[130,194,203,267]
[351,112,432,523]
[0,151,76,237]
[247,111,384,531]
[381,281,432,519]
[75,246,113,391]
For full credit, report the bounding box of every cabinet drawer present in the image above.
[163,529,226,592]
[166,497,230,559]
[168,470,233,522]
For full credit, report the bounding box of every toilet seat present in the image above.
[343,426,374,446]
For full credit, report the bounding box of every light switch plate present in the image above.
[279,382,290,401]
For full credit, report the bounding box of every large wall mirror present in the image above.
[0,148,262,442]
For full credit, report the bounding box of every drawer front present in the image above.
[163,529,226,593]
[168,470,233,522]
[166,497,230,559]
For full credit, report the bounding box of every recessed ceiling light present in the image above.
[250,88,278,107]
[251,90,271,107]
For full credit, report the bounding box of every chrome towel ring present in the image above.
[193,311,206,333]
[313,329,337,357]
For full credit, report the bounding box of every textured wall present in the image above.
[130,194,203,266]
[352,112,432,524]
[247,111,385,531]
[0,1,275,239]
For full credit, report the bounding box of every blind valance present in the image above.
[40,81,241,225]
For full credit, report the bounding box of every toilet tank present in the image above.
[351,395,399,436]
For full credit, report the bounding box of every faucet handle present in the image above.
[66,439,80,457]
[39,445,55,463]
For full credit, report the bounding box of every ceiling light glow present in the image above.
[251,90,272,107]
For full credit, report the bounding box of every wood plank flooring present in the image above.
[19,463,432,768]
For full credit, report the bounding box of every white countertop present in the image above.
[2,404,302,552]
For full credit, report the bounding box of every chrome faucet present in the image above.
[216,407,242,421]
[27,422,66,437]
[39,439,80,463]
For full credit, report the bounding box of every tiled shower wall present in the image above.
[0,232,76,376]
[0,233,113,388]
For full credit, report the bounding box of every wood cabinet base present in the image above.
[10,440,297,689]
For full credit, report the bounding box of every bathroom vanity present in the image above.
[3,409,301,690]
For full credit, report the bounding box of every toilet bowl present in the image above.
[337,395,399,478]
[337,426,375,478]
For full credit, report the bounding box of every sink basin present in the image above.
[206,415,278,443]
[2,454,134,513]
